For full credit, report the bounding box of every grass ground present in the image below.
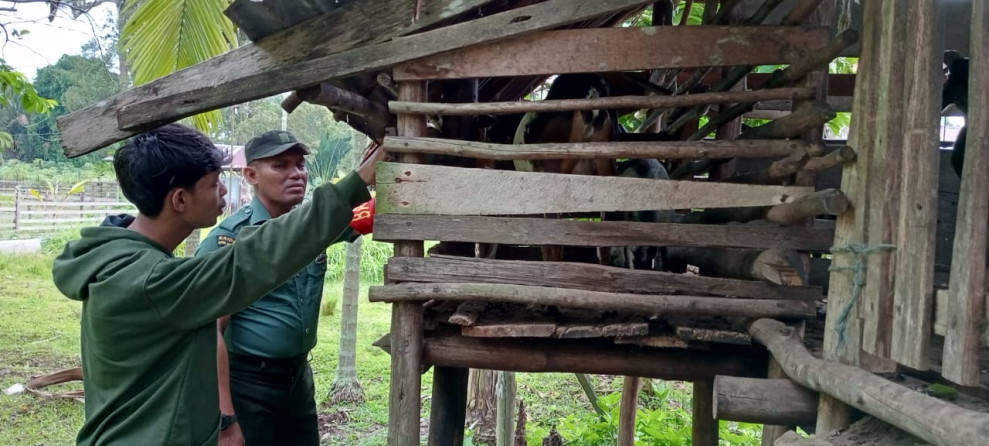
[0,249,763,446]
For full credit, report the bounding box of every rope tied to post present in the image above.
[827,242,897,347]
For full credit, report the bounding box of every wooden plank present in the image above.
[376,162,814,215]
[389,87,817,115]
[393,25,831,81]
[59,0,655,157]
[751,318,989,446]
[427,366,469,446]
[385,256,825,300]
[817,0,881,434]
[676,327,751,345]
[555,323,648,339]
[943,0,989,386]
[614,335,698,349]
[375,215,836,252]
[387,81,426,446]
[462,323,557,338]
[860,0,906,359]
[369,282,818,319]
[889,0,940,370]
[382,137,819,161]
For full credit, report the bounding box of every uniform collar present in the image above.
[247,196,273,225]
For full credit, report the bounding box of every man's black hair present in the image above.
[114,123,225,217]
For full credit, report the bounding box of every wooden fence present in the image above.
[0,188,135,235]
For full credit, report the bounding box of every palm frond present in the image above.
[120,0,238,133]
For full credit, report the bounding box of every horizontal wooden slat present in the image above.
[19,209,133,216]
[385,256,823,300]
[381,137,818,161]
[376,162,814,215]
[369,282,817,318]
[388,87,817,116]
[394,25,831,81]
[18,201,132,208]
[374,215,835,252]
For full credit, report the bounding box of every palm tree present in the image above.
[118,0,238,132]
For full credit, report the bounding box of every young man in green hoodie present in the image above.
[51,123,383,446]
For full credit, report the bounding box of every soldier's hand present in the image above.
[357,142,388,186]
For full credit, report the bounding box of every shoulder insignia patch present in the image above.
[315,252,327,264]
[217,235,236,246]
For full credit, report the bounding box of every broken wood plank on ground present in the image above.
[384,256,823,300]
[59,0,656,157]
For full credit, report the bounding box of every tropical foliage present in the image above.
[119,0,238,132]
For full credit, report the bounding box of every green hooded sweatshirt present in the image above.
[51,172,371,446]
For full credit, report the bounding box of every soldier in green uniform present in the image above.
[196,130,366,446]
[51,123,383,446]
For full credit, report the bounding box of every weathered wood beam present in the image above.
[376,162,813,215]
[943,0,989,386]
[693,378,718,446]
[389,86,816,115]
[751,318,989,445]
[369,282,817,319]
[59,0,654,157]
[802,146,857,172]
[382,137,819,161]
[765,189,850,226]
[384,256,824,300]
[387,81,426,446]
[713,376,818,426]
[817,0,881,433]
[890,0,941,369]
[374,215,836,252]
[393,26,830,81]
[374,332,767,380]
[859,0,907,361]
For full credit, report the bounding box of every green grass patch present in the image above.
[0,251,763,445]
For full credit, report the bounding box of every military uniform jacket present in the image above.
[197,196,359,359]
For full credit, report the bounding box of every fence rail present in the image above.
[5,188,135,233]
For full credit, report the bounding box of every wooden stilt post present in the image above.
[692,379,718,446]
[817,0,880,435]
[428,366,469,446]
[943,0,989,386]
[890,0,940,371]
[387,80,427,446]
[617,376,641,446]
[494,371,516,446]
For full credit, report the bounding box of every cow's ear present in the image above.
[944,50,962,68]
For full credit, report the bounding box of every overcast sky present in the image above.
[1,2,118,80]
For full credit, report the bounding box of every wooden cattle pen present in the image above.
[56,0,989,444]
